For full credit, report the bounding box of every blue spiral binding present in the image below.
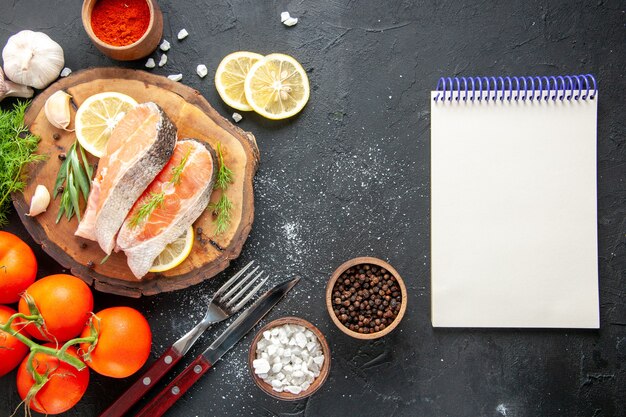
[433,74,597,102]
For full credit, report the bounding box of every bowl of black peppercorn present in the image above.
[326,257,407,340]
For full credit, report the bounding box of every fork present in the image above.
[99,261,267,417]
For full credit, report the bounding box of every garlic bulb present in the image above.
[44,90,72,130]
[2,30,64,89]
[26,185,50,217]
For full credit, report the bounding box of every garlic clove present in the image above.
[0,67,33,102]
[26,185,50,217]
[44,90,73,131]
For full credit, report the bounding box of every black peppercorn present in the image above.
[52,133,60,140]
[58,153,66,161]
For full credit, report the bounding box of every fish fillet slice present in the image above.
[75,102,177,255]
[116,139,217,278]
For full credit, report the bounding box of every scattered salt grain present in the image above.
[145,58,156,68]
[60,67,72,77]
[168,74,183,82]
[281,12,298,27]
[177,29,189,40]
[160,39,171,51]
[232,112,242,123]
[252,323,324,394]
[158,54,167,67]
[196,64,208,78]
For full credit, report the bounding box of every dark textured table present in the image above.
[1,1,625,416]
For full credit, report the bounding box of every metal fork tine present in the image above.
[230,275,269,312]
[225,271,264,307]
[213,260,254,298]
[220,266,260,301]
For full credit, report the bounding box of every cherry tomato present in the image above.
[16,344,89,415]
[0,305,30,376]
[0,231,37,304]
[18,274,94,342]
[80,306,151,378]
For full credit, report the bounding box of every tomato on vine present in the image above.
[0,305,30,376]
[81,306,152,378]
[18,274,93,342]
[0,231,37,304]
[16,344,90,415]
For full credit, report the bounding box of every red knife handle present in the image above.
[99,347,182,417]
[135,355,212,417]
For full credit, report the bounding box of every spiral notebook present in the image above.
[431,75,599,328]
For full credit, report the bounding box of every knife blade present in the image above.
[134,277,299,417]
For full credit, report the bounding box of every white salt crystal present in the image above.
[292,370,304,378]
[145,58,156,68]
[232,112,242,123]
[60,67,72,77]
[263,331,271,340]
[295,333,307,348]
[288,337,297,346]
[280,11,291,22]
[284,385,302,395]
[271,379,282,388]
[283,364,293,373]
[313,355,324,365]
[302,382,311,391]
[253,358,270,374]
[267,344,277,356]
[158,54,168,67]
[306,341,317,352]
[196,64,208,78]
[283,17,298,27]
[167,74,182,82]
[160,39,171,51]
[177,29,188,40]
[271,362,282,373]
[271,328,279,336]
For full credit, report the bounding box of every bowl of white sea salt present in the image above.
[249,317,331,400]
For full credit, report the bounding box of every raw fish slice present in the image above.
[116,139,217,278]
[75,102,177,255]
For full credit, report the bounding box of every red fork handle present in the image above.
[134,355,213,417]
[99,347,182,417]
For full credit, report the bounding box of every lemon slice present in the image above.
[244,53,310,120]
[75,92,138,158]
[149,226,195,273]
[215,51,264,111]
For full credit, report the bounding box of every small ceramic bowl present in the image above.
[248,317,331,401]
[326,257,407,340]
[81,0,163,61]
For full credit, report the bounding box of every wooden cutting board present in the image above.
[12,67,260,297]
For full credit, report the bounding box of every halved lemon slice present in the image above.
[149,226,195,273]
[215,51,264,111]
[75,92,138,158]
[244,53,310,120]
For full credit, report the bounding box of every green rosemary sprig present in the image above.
[208,142,234,235]
[55,141,93,223]
[128,191,165,228]
[128,149,192,229]
[0,100,45,226]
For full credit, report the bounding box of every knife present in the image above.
[134,277,300,417]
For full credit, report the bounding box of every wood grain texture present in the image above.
[12,67,260,297]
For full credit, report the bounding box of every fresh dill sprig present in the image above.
[214,142,233,191]
[128,191,165,228]
[208,142,234,235]
[170,148,191,185]
[0,100,45,226]
[128,148,192,229]
[55,141,94,223]
[208,193,233,235]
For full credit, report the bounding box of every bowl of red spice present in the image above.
[326,257,407,340]
[82,0,163,61]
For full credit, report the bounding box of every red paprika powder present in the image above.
[91,0,151,46]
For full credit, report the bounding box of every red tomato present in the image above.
[80,306,151,378]
[18,274,94,342]
[0,305,29,376]
[0,231,37,304]
[16,344,89,415]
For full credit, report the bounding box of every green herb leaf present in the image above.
[128,191,165,228]
[53,157,69,199]
[214,142,233,191]
[54,140,93,222]
[0,100,45,226]
[170,148,191,185]
[208,193,233,235]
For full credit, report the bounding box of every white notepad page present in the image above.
[431,91,599,328]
